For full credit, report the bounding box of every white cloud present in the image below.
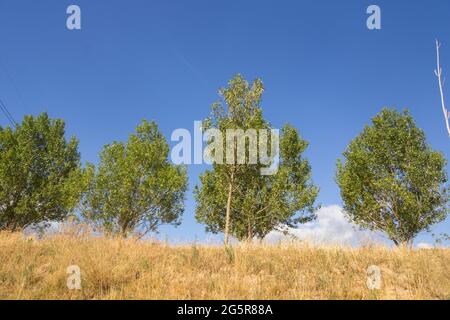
[416,242,433,249]
[265,205,381,246]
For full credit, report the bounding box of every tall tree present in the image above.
[0,113,83,231]
[82,120,187,238]
[336,108,449,246]
[195,75,319,243]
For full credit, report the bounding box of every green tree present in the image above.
[82,120,188,238]
[195,75,319,243]
[336,108,449,246]
[0,113,83,231]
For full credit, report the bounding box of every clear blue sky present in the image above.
[0,0,449,245]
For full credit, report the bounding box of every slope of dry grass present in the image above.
[0,231,449,300]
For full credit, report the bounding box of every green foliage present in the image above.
[0,113,83,231]
[81,120,188,237]
[336,108,449,245]
[432,232,450,245]
[195,74,319,242]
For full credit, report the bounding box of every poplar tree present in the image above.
[336,108,449,246]
[195,75,319,244]
[82,120,188,237]
[0,113,83,231]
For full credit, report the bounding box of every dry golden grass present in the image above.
[0,231,449,300]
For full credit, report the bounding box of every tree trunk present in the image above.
[120,221,129,238]
[247,220,253,243]
[393,238,413,249]
[224,172,234,246]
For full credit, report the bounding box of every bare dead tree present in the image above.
[435,40,450,137]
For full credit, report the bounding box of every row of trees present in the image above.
[0,75,448,245]
[0,114,188,238]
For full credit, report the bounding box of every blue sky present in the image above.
[0,0,449,245]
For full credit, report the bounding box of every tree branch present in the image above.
[435,40,450,137]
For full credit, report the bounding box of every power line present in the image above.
[0,97,17,128]
[0,99,15,124]
[0,99,16,127]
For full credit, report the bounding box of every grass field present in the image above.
[0,231,449,300]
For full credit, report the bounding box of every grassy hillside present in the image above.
[0,232,449,300]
